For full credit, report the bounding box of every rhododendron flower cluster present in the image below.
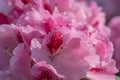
[0,0,119,80]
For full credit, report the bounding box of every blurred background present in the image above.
[95,0,120,23]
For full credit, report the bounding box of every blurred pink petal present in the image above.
[109,16,120,71]
[0,25,20,70]
[0,43,31,80]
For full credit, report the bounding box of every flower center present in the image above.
[47,31,63,55]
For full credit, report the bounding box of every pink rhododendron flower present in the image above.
[30,27,91,80]
[0,0,119,80]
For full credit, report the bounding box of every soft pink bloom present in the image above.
[30,26,103,79]
[0,0,118,80]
